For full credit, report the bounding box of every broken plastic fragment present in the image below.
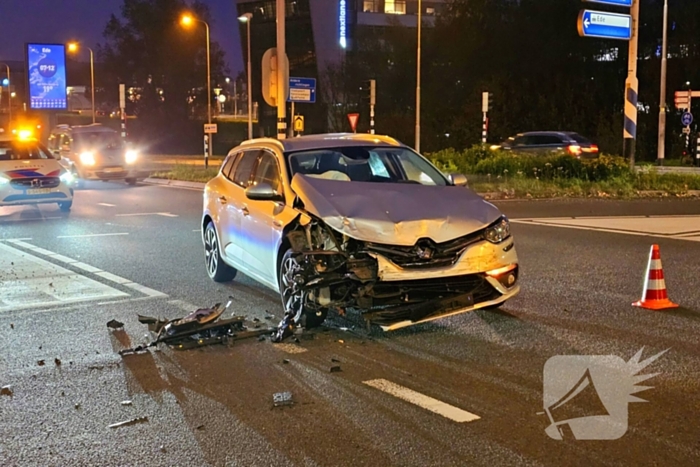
[121,400,133,406]
[330,365,342,373]
[273,391,294,407]
[54,358,61,366]
[1,385,13,397]
[107,319,125,330]
[37,360,45,366]
[108,416,149,428]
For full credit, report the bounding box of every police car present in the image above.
[0,129,75,212]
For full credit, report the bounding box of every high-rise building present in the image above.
[235,0,447,135]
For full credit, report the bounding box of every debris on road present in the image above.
[1,385,13,397]
[338,340,345,344]
[74,404,81,410]
[107,319,125,330]
[258,335,266,342]
[159,445,166,453]
[196,425,205,430]
[273,391,294,408]
[118,297,275,355]
[10,323,13,329]
[37,360,45,366]
[108,416,149,429]
[121,400,133,406]
[54,358,61,366]
[330,365,342,373]
[282,359,290,364]
[331,358,340,363]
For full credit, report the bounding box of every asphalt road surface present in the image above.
[1,183,699,467]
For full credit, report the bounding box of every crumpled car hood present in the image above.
[290,174,503,246]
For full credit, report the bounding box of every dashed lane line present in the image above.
[98,203,116,207]
[115,212,179,218]
[363,379,481,423]
[4,239,168,299]
[57,233,129,239]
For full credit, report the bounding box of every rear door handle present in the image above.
[218,196,227,204]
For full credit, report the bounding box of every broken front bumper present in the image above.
[365,237,520,330]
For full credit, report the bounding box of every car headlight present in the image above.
[80,152,96,166]
[484,216,511,244]
[59,171,75,185]
[125,150,138,164]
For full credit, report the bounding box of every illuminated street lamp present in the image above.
[67,42,96,123]
[181,13,213,166]
[238,12,253,140]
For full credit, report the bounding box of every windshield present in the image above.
[74,132,123,150]
[567,133,592,145]
[0,140,53,161]
[287,146,448,186]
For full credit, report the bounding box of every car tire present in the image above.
[125,178,137,185]
[278,248,328,329]
[204,222,237,282]
[58,201,72,212]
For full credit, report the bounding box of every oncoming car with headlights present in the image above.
[202,133,520,342]
[0,131,75,212]
[48,124,142,186]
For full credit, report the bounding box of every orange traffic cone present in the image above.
[632,244,679,310]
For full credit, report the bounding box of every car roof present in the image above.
[236,133,405,153]
[53,124,117,134]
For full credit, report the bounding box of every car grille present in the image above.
[364,274,500,325]
[10,177,61,189]
[366,231,484,269]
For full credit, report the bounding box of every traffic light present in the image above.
[482,92,493,113]
[361,79,376,106]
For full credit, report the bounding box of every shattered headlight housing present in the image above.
[484,216,511,244]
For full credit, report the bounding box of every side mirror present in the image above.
[449,173,468,187]
[245,183,283,202]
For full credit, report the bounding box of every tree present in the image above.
[98,0,228,152]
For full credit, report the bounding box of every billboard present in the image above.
[26,43,68,110]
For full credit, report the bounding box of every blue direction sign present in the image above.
[578,10,632,40]
[288,77,316,103]
[583,0,633,7]
[681,112,693,126]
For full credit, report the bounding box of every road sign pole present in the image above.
[369,79,376,135]
[290,101,295,137]
[657,0,668,165]
[623,0,639,169]
[276,0,286,140]
[696,134,700,166]
[482,112,488,144]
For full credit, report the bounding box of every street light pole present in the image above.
[657,0,668,165]
[204,20,212,167]
[1,63,11,126]
[239,13,254,140]
[415,0,422,153]
[89,47,95,124]
[276,0,287,140]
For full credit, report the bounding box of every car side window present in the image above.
[232,150,259,188]
[253,151,282,194]
[220,153,238,180]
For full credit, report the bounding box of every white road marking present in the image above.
[512,215,700,243]
[0,242,128,312]
[115,212,178,218]
[193,229,202,232]
[5,241,169,300]
[363,379,481,423]
[96,271,132,285]
[0,238,33,241]
[273,343,308,354]
[122,282,168,298]
[57,233,129,239]
[98,203,116,207]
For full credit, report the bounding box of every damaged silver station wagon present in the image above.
[201,134,520,342]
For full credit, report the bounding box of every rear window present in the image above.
[0,141,53,160]
[567,133,592,145]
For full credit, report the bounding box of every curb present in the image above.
[144,178,206,190]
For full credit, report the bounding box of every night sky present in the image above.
[0,0,244,74]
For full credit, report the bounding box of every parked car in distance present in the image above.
[491,131,599,158]
[47,124,144,186]
[201,133,519,342]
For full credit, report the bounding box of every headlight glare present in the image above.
[80,152,95,166]
[0,175,9,185]
[59,171,75,185]
[125,150,138,164]
[484,216,511,244]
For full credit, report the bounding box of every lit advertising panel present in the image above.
[26,43,68,110]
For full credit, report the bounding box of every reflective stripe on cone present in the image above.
[632,244,679,310]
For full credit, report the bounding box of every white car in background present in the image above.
[0,131,75,212]
[201,133,520,342]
